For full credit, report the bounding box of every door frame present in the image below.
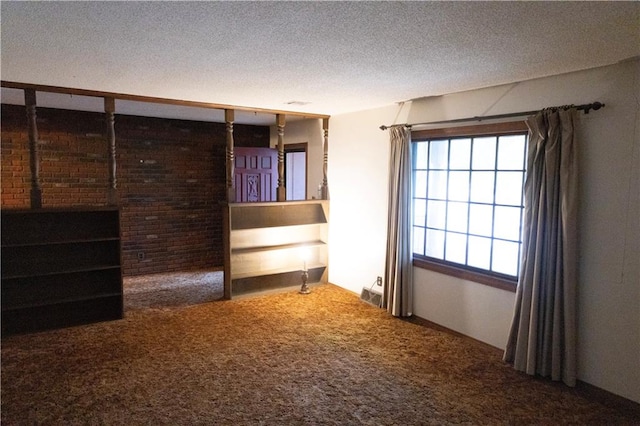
[284,143,308,200]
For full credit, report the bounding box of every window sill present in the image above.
[413,257,517,293]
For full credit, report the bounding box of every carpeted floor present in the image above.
[123,270,224,311]
[2,274,638,425]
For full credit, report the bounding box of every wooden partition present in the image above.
[224,200,328,298]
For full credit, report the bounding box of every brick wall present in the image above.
[1,104,269,276]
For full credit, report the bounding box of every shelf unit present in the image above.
[224,200,328,298]
[1,208,124,335]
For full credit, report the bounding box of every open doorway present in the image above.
[285,143,308,200]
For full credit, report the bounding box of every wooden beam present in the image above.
[25,89,42,208]
[276,114,286,202]
[225,109,236,203]
[104,97,118,206]
[2,80,330,120]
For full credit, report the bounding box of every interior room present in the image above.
[1,1,639,423]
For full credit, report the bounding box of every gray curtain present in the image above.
[503,108,578,386]
[383,126,413,317]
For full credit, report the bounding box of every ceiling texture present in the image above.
[1,1,639,125]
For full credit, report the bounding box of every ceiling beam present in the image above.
[1,80,330,120]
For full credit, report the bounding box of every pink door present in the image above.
[234,147,278,202]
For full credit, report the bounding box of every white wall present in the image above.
[270,118,324,200]
[328,59,639,403]
[327,102,410,295]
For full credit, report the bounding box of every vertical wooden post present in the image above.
[321,118,329,200]
[225,109,236,203]
[276,114,286,201]
[25,89,42,208]
[104,97,118,206]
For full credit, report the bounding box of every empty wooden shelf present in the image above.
[1,208,124,335]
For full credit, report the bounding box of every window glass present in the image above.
[470,171,495,203]
[493,206,522,241]
[426,200,446,229]
[497,135,526,170]
[414,198,426,227]
[449,138,471,169]
[468,235,492,270]
[428,171,448,199]
[414,170,427,198]
[468,204,493,237]
[495,172,524,206]
[429,140,449,169]
[415,142,429,169]
[472,137,496,169]
[445,232,467,264]
[492,240,520,276]
[448,171,470,202]
[446,201,468,234]
[413,226,425,255]
[425,229,445,259]
[412,123,528,283]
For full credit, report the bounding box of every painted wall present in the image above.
[328,59,639,403]
[270,118,324,200]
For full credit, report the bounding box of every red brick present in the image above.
[1,104,269,276]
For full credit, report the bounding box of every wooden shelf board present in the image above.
[231,240,326,255]
[1,264,122,280]
[2,237,120,248]
[230,264,326,280]
[2,292,123,312]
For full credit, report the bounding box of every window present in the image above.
[411,121,528,290]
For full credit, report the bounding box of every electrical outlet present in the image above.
[376,276,383,286]
[137,252,145,260]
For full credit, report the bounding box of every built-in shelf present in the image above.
[224,200,329,299]
[231,240,326,255]
[1,208,124,335]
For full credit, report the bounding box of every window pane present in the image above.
[497,135,526,170]
[492,240,520,276]
[448,171,469,202]
[470,171,494,203]
[472,137,496,169]
[426,200,446,229]
[428,171,448,199]
[415,142,429,169]
[425,229,445,259]
[414,198,426,227]
[446,201,468,233]
[468,235,491,270]
[414,170,427,198]
[495,171,524,206]
[413,226,425,255]
[493,206,522,241]
[412,128,527,280]
[445,232,467,264]
[429,140,449,169]
[450,138,471,169]
[468,204,493,237]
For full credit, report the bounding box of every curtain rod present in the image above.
[379,101,605,130]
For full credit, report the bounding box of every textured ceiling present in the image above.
[1,1,639,124]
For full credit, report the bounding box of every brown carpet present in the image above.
[2,278,638,425]
[123,270,224,311]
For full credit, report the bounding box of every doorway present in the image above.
[285,143,308,200]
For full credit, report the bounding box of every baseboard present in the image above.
[407,314,640,417]
[575,380,640,418]
[405,314,503,353]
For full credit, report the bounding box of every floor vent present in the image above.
[360,287,382,308]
